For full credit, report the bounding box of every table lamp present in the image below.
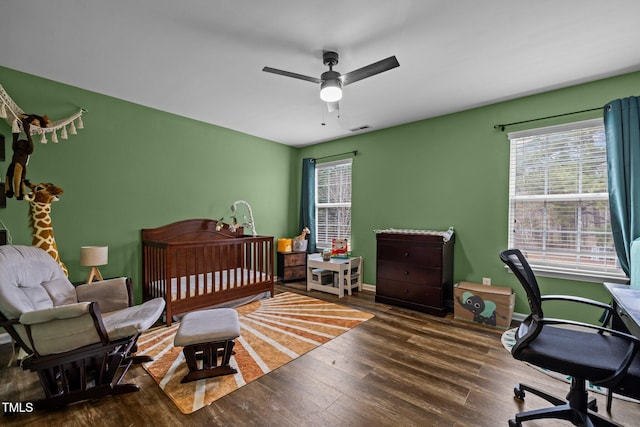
[80,246,108,283]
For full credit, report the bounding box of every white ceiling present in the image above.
[1,1,640,147]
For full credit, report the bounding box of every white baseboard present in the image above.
[511,312,527,323]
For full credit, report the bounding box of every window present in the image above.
[507,118,625,281]
[315,159,352,249]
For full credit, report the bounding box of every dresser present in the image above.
[375,231,454,316]
[277,251,307,283]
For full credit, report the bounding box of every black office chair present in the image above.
[499,249,640,427]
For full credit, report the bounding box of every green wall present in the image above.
[0,66,297,301]
[2,65,639,322]
[297,72,640,322]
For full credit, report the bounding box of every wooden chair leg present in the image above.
[20,338,142,410]
[181,339,237,383]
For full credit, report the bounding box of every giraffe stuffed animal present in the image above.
[293,227,310,241]
[25,181,68,276]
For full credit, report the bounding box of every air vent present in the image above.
[349,125,371,132]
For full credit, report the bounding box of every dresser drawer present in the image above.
[376,278,443,307]
[377,242,442,266]
[283,265,306,281]
[377,260,441,285]
[278,252,307,283]
[283,252,306,267]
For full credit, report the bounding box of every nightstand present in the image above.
[277,251,307,283]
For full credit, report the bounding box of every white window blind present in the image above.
[507,118,625,281]
[315,159,352,249]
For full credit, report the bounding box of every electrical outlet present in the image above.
[482,277,491,285]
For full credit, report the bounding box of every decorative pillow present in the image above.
[76,278,130,313]
[41,277,77,306]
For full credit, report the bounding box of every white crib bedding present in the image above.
[153,268,268,301]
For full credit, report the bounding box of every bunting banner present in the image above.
[0,84,86,143]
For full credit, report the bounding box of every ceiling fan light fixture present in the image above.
[320,78,342,102]
[263,51,399,109]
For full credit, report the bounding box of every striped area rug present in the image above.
[137,292,374,414]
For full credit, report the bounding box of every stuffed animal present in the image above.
[5,120,34,200]
[20,113,52,128]
[293,227,310,240]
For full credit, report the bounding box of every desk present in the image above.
[306,254,354,298]
[604,282,640,338]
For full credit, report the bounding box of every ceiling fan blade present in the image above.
[326,101,339,113]
[341,56,400,86]
[262,66,322,84]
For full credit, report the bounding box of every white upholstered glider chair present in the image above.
[0,245,165,410]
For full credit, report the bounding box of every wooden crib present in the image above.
[141,219,274,325]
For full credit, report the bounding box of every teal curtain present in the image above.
[604,96,640,281]
[299,158,316,253]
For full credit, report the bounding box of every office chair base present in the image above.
[514,383,598,412]
[510,382,620,427]
[514,383,567,406]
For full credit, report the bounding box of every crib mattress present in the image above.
[151,268,269,301]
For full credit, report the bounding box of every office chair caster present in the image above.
[514,386,525,400]
[508,419,521,427]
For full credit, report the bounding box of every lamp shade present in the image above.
[80,246,108,267]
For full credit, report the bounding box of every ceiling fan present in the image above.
[262,51,399,112]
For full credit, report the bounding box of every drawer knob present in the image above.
[403,252,409,257]
[404,271,409,275]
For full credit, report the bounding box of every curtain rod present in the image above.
[493,107,602,132]
[315,150,358,161]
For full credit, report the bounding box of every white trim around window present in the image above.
[507,118,627,283]
[315,158,352,250]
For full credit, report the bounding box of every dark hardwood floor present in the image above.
[1,283,637,426]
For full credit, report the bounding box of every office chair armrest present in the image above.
[541,294,613,311]
[541,295,614,326]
